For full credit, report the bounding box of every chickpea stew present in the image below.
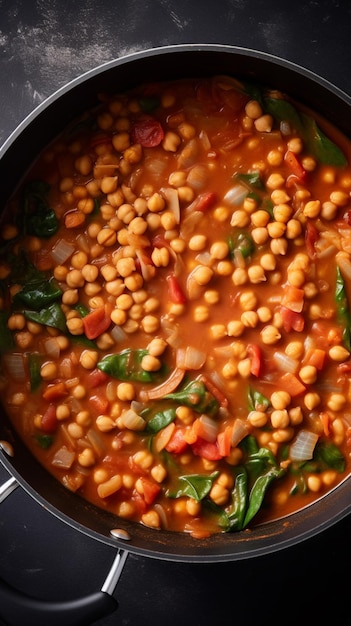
[1,75,351,539]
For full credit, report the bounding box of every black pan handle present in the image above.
[0,475,128,626]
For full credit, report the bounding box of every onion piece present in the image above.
[43,337,61,359]
[161,187,180,223]
[51,238,75,264]
[231,418,251,448]
[273,351,299,373]
[224,184,248,206]
[120,409,146,431]
[176,346,206,370]
[51,446,75,469]
[336,251,351,281]
[289,429,319,461]
[196,415,219,442]
[111,324,128,343]
[139,367,186,402]
[3,353,26,382]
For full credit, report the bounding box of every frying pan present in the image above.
[1,44,351,625]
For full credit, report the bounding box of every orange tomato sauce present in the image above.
[1,76,351,538]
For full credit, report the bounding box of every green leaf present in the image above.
[264,97,303,131]
[97,349,162,383]
[226,468,248,531]
[335,266,351,351]
[20,180,59,238]
[36,434,54,449]
[13,276,62,310]
[314,440,346,473]
[165,379,219,415]
[167,471,219,501]
[146,407,176,434]
[228,230,255,261]
[234,171,264,190]
[248,387,271,411]
[264,96,347,166]
[301,114,347,166]
[242,466,285,528]
[28,353,42,391]
[24,302,67,333]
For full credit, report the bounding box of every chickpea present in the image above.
[260,325,281,345]
[141,354,161,371]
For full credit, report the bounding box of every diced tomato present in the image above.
[42,382,67,401]
[165,427,189,454]
[280,306,305,332]
[41,404,58,433]
[305,221,319,259]
[191,191,217,212]
[278,372,306,396]
[192,438,223,461]
[139,477,161,505]
[167,274,187,304]
[281,285,305,313]
[82,304,112,339]
[247,344,262,377]
[320,411,331,437]
[199,374,229,408]
[217,425,233,457]
[87,368,109,388]
[284,150,306,181]
[89,394,109,415]
[131,116,164,147]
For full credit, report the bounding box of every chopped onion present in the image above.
[111,324,127,343]
[231,418,251,448]
[176,346,206,370]
[51,238,75,264]
[336,252,351,281]
[43,337,61,359]
[51,446,75,469]
[161,187,180,223]
[87,429,105,456]
[186,165,209,191]
[139,367,186,402]
[289,429,319,461]
[180,210,203,237]
[3,353,26,382]
[224,184,248,206]
[273,351,299,373]
[199,130,211,151]
[120,409,146,431]
[197,415,218,442]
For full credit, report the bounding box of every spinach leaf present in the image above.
[97,349,162,383]
[14,276,62,310]
[335,266,351,351]
[248,387,271,411]
[242,465,285,528]
[234,171,265,190]
[314,440,346,473]
[24,302,67,333]
[167,471,219,501]
[228,230,255,261]
[146,407,177,434]
[28,352,42,391]
[20,180,59,237]
[165,379,219,415]
[264,96,347,166]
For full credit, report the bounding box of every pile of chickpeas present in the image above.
[1,76,351,535]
